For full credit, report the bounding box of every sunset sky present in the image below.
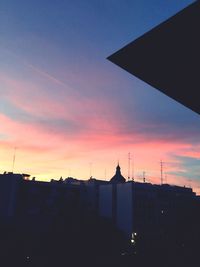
[1,0,200,194]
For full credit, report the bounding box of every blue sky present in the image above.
[1,0,200,193]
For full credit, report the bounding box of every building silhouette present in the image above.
[0,166,200,266]
[0,166,199,237]
[110,164,126,184]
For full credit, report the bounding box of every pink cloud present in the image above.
[1,73,200,194]
[1,109,200,194]
[0,72,124,131]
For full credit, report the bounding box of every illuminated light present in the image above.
[161,210,164,214]
[131,239,135,244]
[132,232,137,239]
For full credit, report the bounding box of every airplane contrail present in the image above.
[0,46,70,89]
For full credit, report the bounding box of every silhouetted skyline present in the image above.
[1,0,200,195]
[1,170,200,266]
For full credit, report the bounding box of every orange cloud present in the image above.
[1,73,200,194]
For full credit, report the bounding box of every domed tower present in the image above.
[110,164,126,183]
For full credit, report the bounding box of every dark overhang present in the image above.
[108,1,200,114]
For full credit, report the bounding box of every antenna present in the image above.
[89,162,93,178]
[128,152,131,181]
[12,147,17,173]
[160,160,164,185]
[132,153,134,181]
[143,171,146,183]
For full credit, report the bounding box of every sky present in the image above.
[1,0,200,193]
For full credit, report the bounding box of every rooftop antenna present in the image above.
[132,153,134,181]
[12,147,17,173]
[128,152,131,181]
[89,162,93,178]
[160,160,164,185]
[143,171,146,183]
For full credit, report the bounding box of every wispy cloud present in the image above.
[26,63,68,88]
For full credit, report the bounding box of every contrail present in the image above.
[0,46,69,88]
[26,63,67,87]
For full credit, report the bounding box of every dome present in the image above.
[110,164,126,183]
